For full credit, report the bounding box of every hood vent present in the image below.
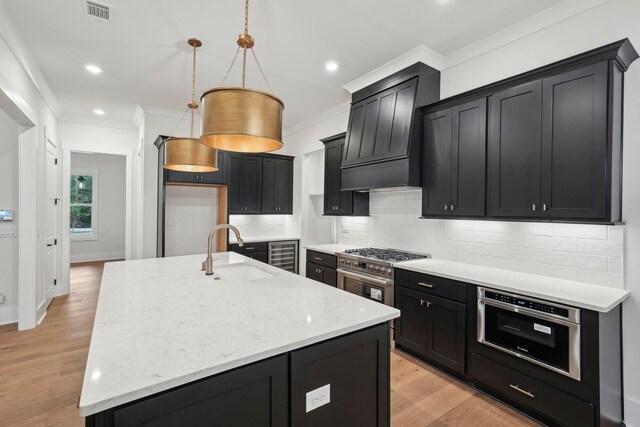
[85,1,111,22]
[340,63,440,191]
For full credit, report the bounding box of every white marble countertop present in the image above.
[395,258,628,313]
[229,235,300,244]
[304,243,361,255]
[79,252,399,416]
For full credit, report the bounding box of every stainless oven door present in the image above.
[478,297,581,380]
[336,268,393,306]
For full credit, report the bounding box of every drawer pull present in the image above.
[420,299,426,306]
[418,282,433,288]
[314,257,323,261]
[316,269,321,274]
[509,384,535,399]
[245,247,255,250]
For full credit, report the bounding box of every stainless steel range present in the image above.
[336,248,430,306]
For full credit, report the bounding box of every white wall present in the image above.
[69,153,126,263]
[338,189,623,287]
[0,108,20,324]
[0,3,59,329]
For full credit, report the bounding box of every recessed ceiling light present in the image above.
[93,109,105,116]
[85,64,102,74]
[325,61,339,72]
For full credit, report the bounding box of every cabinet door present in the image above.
[113,354,288,426]
[323,139,341,214]
[394,286,428,358]
[425,294,466,375]
[336,138,354,214]
[261,157,278,214]
[228,154,244,214]
[275,158,293,214]
[242,155,263,213]
[541,63,608,220]
[199,151,227,184]
[422,109,452,216]
[306,262,325,283]
[451,98,487,217]
[488,80,543,218]
[343,78,418,167]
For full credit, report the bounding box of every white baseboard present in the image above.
[625,396,640,427]
[70,251,125,264]
[0,305,18,325]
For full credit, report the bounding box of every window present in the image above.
[70,169,99,241]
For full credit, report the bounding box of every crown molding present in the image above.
[58,114,138,131]
[0,2,63,118]
[342,45,445,94]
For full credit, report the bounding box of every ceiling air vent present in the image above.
[84,1,111,22]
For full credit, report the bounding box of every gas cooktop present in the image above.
[342,248,431,264]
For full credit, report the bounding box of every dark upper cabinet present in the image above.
[164,151,228,185]
[343,78,418,167]
[488,80,543,218]
[540,62,608,220]
[322,133,369,216]
[422,98,486,217]
[262,157,293,214]
[229,154,262,214]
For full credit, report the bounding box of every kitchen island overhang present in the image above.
[79,252,399,424]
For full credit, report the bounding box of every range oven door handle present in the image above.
[336,268,393,287]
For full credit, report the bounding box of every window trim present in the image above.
[70,168,99,242]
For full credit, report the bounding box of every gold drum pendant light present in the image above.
[199,0,284,153]
[164,38,219,172]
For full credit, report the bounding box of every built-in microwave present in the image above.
[477,287,581,381]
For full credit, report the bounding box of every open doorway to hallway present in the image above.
[69,152,126,266]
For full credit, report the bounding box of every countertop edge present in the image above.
[78,312,398,416]
[394,262,629,313]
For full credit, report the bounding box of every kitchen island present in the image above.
[80,252,399,426]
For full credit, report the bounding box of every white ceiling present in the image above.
[2,0,568,128]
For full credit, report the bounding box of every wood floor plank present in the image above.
[0,260,541,426]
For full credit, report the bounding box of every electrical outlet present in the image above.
[306,384,330,413]
[0,291,6,305]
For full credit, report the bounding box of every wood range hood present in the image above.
[340,63,441,191]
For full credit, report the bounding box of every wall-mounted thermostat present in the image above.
[0,209,14,222]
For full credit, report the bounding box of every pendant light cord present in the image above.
[217,0,274,92]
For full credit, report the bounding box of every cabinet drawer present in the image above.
[394,269,467,303]
[470,353,594,427]
[306,250,337,269]
[231,242,269,254]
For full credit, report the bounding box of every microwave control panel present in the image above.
[485,290,569,318]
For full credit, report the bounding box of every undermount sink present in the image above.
[214,263,275,281]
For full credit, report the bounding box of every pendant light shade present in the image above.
[199,0,284,153]
[200,87,283,153]
[163,38,219,172]
[164,137,218,172]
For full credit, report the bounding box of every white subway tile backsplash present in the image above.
[337,189,624,289]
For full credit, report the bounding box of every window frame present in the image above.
[70,168,99,242]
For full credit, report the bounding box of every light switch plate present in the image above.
[306,384,330,413]
[0,227,17,238]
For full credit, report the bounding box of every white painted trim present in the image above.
[0,2,62,118]
[70,251,125,264]
[0,306,18,326]
[60,142,135,296]
[342,45,445,94]
[626,396,640,427]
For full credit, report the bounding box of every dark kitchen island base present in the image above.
[85,323,390,427]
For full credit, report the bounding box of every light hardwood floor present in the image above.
[0,261,539,426]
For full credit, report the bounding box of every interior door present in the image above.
[45,139,59,309]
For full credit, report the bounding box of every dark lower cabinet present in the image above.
[290,324,389,427]
[306,262,336,287]
[230,242,268,265]
[86,324,390,427]
[394,285,466,376]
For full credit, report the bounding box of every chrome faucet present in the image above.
[202,224,244,275]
